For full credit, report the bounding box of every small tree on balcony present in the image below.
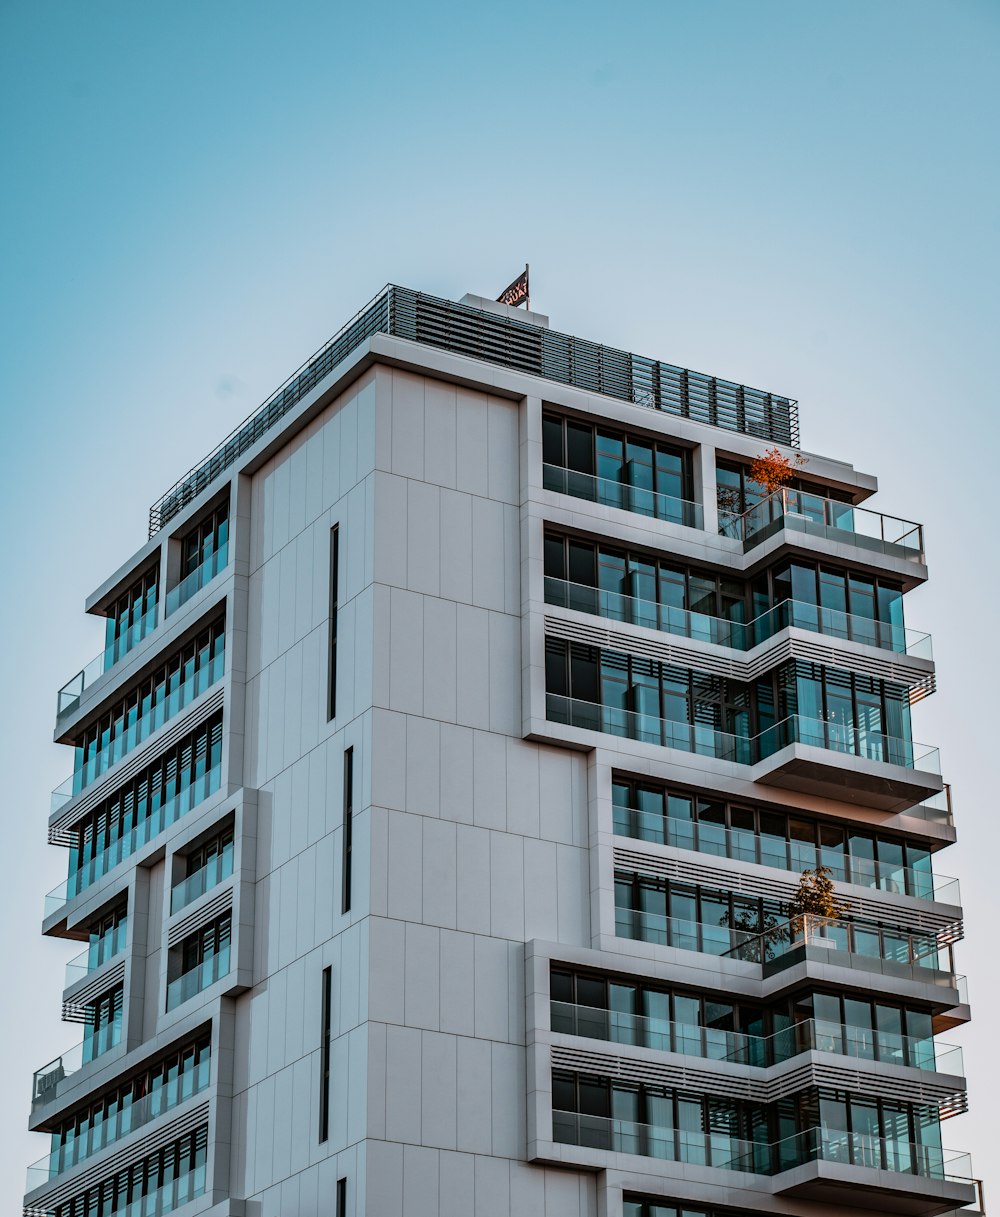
[748,447,806,497]
[784,864,848,940]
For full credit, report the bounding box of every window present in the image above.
[336,1177,347,1217]
[328,526,340,720]
[166,914,231,1010]
[103,564,159,665]
[342,747,353,914]
[52,1125,208,1217]
[87,903,128,970]
[50,1036,211,1176]
[83,984,124,1062]
[319,966,332,1142]
[180,500,229,581]
[72,616,226,793]
[67,712,224,899]
[542,414,696,527]
[171,824,235,914]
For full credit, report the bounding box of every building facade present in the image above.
[24,286,979,1217]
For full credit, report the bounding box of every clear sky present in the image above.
[1,0,997,1204]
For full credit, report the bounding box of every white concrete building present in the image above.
[25,285,977,1217]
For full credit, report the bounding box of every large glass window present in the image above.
[72,616,226,793]
[102,565,159,666]
[542,414,696,527]
[166,913,232,1011]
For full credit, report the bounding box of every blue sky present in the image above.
[1,0,998,1201]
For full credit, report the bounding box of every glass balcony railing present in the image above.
[758,714,940,772]
[545,579,932,659]
[547,695,940,775]
[550,1002,963,1074]
[64,934,127,990]
[543,463,703,530]
[51,653,225,813]
[32,1023,122,1109]
[552,1111,973,1184]
[719,488,924,563]
[45,762,222,918]
[165,945,231,1012]
[908,787,954,826]
[25,1053,210,1191]
[614,907,762,957]
[56,606,159,719]
[720,913,954,978]
[170,842,234,915]
[165,543,229,618]
[548,693,750,762]
[615,807,960,904]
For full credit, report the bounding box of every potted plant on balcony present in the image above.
[784,864,848,948]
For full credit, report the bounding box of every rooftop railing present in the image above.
[541,464,704,530]
[550,1001,963,1075]
[614,806,959,905]
[552,1111,973,1184]
[56,605,158,719]
[547,694,940,774]
[148,285,799,537]
[720,488,924,563]
[545,578,932,659]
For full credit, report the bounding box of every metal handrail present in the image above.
[148,285,799,536]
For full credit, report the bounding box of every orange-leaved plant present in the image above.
[748,447,806,496]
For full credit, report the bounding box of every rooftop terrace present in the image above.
[147,284,800,537]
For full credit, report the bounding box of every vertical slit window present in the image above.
[336,1177,347,1217]
[319,966,332,1142]
[328,525,339,720]
[342,747,353,914]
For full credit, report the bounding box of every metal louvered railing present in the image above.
[147,285,799,536]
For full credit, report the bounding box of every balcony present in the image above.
[721,488,925,565]
[754,714,942,810]
[25,1050,210,1191]
[64,934,127,990]
[545,578,932,659]
[51,651,225,814]
[31,1024,121,1110]
[545,695,941,807]
[170,840,234,915]
[164,542,229,617]
[542,463,703,530]
[722,913,958,989]
[56,606,159,719]
[45,760,222,918]
[165,941,230,1011]
[615,807,959,904]
[550,1002,963,1075]
[551,1113,975,1212]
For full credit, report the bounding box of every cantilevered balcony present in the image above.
[545,694,941,808]
[550,1002,963,1075]
[45,758,222,918]
[542,464,703,530]
[56,604,158,720]
[31,1023,122,1111]
[544,577,933,658]
[51,650,225,813]
[721,488,925,565]
[550,1114,975,1214]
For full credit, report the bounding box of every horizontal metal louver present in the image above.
[544,615,933,699]
[50,689,225,842]
[612,848,962,941]
[24,1106,209,1212]
[167,888,234,947]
